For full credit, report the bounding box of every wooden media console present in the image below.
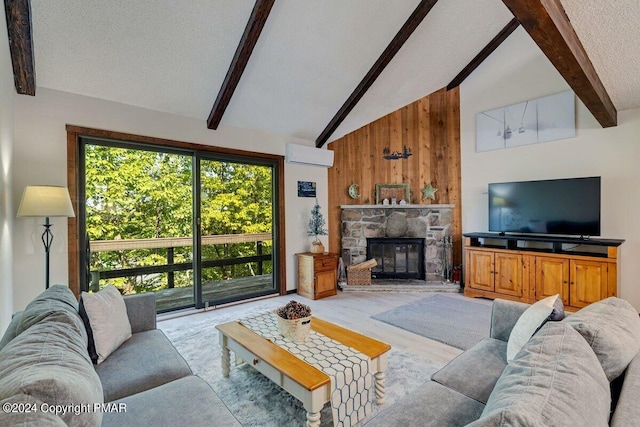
[463,232,624,311]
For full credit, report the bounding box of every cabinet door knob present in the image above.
[253,359,259,366]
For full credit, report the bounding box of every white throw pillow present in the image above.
[507,294,564,362]
[80,285,132,364]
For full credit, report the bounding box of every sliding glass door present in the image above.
[80,137,279,312]
[197,156,276,307]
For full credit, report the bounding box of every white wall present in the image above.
[0,6,15,331]
[461,27,640,309]
[12,88,328,311]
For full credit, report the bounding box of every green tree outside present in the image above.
[86,145,273,296]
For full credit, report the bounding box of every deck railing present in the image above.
[89,233,272,289]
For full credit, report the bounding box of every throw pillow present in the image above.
[562,297,640,381]
[506,294,564,362]
[80,285,132,364]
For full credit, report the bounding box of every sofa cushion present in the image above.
[610,353,640,426]
[468,322,610,427]
[364,380,485,427]
[0,318,104,427]
[101,375,241,427]
[0,311,23,352]
[122,293,157,333]
[96,329,192,402]
[80,285,132,364]
[563,297,640,382]
[489,299,531,342]
[506,294,564,362]
[15,285,86,343]
[431,338,507,404]
[0,394,67,426]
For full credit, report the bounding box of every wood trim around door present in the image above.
[66,125,286,299]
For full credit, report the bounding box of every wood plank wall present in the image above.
[327,87,462,266]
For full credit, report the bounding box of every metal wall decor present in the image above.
[421,183,437,200]
[383,146,412,160]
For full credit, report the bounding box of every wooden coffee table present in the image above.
[216,317,391,427]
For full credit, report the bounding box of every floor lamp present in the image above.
[17,185,75,289]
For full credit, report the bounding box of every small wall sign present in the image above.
[298,181,317,197]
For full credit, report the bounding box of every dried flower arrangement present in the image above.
[276,300,311,320]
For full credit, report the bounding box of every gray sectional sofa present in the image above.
[0,285,240,427]
[367,297,640,426]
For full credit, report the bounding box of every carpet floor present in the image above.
[371,294,492,350]
[162,301,443,426]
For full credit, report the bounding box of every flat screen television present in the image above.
[488,177,601,237]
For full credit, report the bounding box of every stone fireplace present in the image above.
[341,204,453,282]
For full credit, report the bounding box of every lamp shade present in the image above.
[17,186,75,218]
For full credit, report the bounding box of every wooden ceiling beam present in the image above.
[501,0,616,127]
[315,0,439,148]
[447,18,519,90]
[207,0,275,130]
[4,0,36,95]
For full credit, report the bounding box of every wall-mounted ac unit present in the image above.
[285,143,334,168]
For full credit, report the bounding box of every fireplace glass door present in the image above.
[367,238,425,280]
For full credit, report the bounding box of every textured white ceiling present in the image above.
[31,0,256,119]
[222,0,423,140]
[331,0,514,141]
[559,0,640,111]
[28,0,639,144]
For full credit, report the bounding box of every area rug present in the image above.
[371,294,492,350]
[161,304,443,427]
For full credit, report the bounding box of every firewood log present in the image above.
[348,259,377,270]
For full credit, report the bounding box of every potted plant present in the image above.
[275,300,312,342]
[308,199,328,253]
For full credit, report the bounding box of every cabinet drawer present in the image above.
[231,343,283,387]
[314,257,337,271]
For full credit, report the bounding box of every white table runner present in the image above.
[241,312,373,427]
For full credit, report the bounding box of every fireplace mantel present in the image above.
[341,204,454,210]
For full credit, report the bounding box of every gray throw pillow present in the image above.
[563,297,640,381]
[506,294,564,362]
[469,322,610,427]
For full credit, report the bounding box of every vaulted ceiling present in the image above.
[6,0,639,146]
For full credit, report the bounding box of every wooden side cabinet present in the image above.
[296,252,338,300]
